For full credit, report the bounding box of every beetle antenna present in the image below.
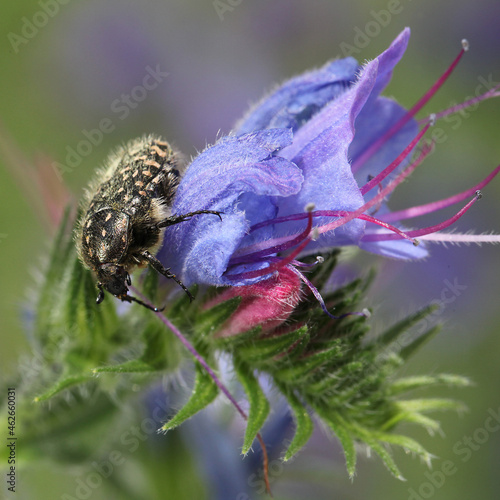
[121,294,165,312]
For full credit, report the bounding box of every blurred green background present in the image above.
[1,0,499,499]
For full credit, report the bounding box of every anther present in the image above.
[305,202,316,212]
[475,189,483,200]
[429,113,437,126]
[461,39,470,52]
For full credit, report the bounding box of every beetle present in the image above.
[76,135,221,311]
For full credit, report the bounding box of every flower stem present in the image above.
[131,286,272,496]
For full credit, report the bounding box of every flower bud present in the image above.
[207,268,302,337]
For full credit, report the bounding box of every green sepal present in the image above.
[91,314,180,374]
[93,360,157,374]
[237,326,310,365]
[213,326,262,351]
[284,327,311,360]
[318,411,357,477]
[275,382,313,461]
[375,431,433,464]
[360,434,404,480]
[161,362,219,432]
[234,360,270,455]
[349,423,406,479]
[193,296,242,338]
[33,372,93,402]
[395,398,467,414]
[275,345,344,384]
[399,325,441,360]
[388,374,472,396]
[387,412,441,434]
[377,304,439,349]
[35,207,75,339]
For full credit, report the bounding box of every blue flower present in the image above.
[158,28,499,287]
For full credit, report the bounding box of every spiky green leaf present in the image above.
[276,383,313,461]
[161,363,219,432]
[34,373,93,402]
[193,296,242,338]
[237,326,310,364]
[322,413,357,477]
[377,304,439,349]
[234,361,270,455]
[388,374,472,396]
[399,325,441,360]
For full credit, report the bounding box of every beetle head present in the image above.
[96,263,131,303]
[95,264,163,312]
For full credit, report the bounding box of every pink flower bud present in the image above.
[207,268,302,338]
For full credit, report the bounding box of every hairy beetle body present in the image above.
[76,136,221,310]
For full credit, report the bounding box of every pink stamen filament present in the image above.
[418,84,500,125]
[290,256,325,268]
[231,139,435,271]
[360,212,418,244]
[382,164,500,222]
[361,191,482,242]
[232,207,420,268]
[226,39,500,282]
[225,237,311,281]
[360,121,432,195]
[257,255,324,269]
[229,209,313,265]
[230,233,306,261]
[352,41,467,173]
[317,143,433,236]
[287,264,367,320]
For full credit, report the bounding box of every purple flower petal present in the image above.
[350,97,419,200]
[160,129,303,285]
[235,58,359,134]
[159,28,451,287]
[272,29,414,252]
[368,27,411,98]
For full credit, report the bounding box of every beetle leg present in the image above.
[155,210,222,229]
[120,293,164,312]
[140,250,194,301]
